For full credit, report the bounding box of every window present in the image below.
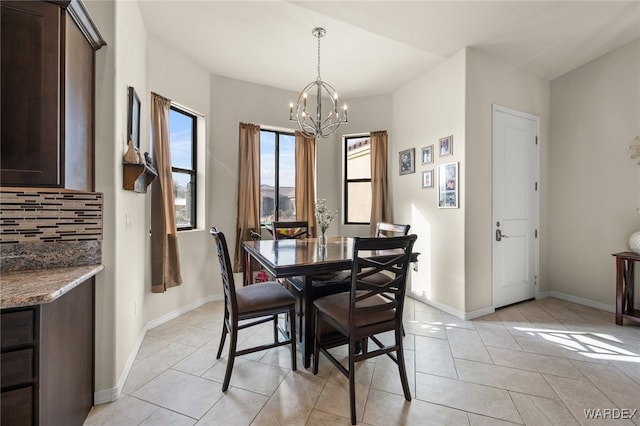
[259,129,296,224]
[169,105,197,230]
[344,135,371,224]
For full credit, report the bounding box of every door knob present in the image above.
[496,229,510,242]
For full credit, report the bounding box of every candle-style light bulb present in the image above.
[303,92,307,109]
[289,103,293,120]
[343,104,348,121]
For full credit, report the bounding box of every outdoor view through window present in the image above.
[345,135,372,224]
[260,129,296,224]
[169,106,196,229]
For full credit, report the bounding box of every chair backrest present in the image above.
[210,227,239,319]
[272,221,309,240]
[375,222,411,238]
[349,234,417,329]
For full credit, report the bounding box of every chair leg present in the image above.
[396,327,411,401]
[312,313,322,375]
[221,326,238,392]
[289,307,297,371]
[273,314,279,343]
[298,297,303,343]
[216,321,227,359]
[349,336,357,425]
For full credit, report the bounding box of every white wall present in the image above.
[86,0,117,396]
[465,48,550,313]
[87,0,215,399]
[548,38,640,307]
[143,35,212,323]
[392,49,467,313]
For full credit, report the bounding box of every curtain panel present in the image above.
[150,92,182,293]
[233,122,261,272]
[369,130,392,235]
[295,131,318,236]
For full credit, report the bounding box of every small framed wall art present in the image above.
[421,145,433,165]
[438,162,458,208]
[422,170,433,188]
[127,86,141,148]
[399,148,415,175]
[439,135,453,157]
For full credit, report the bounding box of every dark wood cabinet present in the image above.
[1,280,94,426]
[0,0,105,190]
[0,1,61,187]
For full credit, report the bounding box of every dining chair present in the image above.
[271,220,352,341]
[313,234,417,425]
[370,222,412,337]
[375,222,411,238]
[210,227,297,391]
[272,220,309,239]
[365,222,411,285]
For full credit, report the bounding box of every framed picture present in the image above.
[421,145,433,165]
[399,148,415,175]
[438,162,459,208]
[127,86,141,148]
[439,135,453,157]
[422,170,433,188]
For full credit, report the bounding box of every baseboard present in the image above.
[407,292,494,320]
[93,294,222,405]
[548,291,615,313]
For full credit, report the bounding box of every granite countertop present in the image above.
[0,264,104,309]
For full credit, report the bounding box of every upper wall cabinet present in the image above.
[0,0,105,190]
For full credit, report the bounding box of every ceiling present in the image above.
[138,1,640,99]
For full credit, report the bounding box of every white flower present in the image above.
[314,199,338,234]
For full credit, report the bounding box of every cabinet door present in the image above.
[1,1,61,186]
[65,13,95,191]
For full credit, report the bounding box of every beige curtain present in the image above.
[233,122,261,272]
[295,131,318,236]
[150,92,182,293]
[369,130,392,235]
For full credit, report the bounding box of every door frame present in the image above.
[492,104,541,308]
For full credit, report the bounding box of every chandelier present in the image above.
[289,27,348,139]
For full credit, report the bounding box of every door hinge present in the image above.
[535,275,538,285]
[535,182,538,191]
[535,229,538,238]
[535,136,538,145]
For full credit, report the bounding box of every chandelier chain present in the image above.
[316,32,321,81]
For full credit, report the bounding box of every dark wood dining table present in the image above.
[242,236,418,368]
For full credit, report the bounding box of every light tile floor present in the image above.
[85,297,640,425]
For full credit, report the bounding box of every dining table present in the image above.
[241,236,419,368]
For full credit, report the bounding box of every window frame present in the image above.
[343,134,372,225]
[170,104,197,231]
[259,128,296,225]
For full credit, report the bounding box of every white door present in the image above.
[492,106,539,308]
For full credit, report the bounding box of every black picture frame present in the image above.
[399,148,415,175]
[127,87,141,148]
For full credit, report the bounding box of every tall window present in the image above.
[259,129,296,224]
[344,135,371,224]
[169,105,197,230]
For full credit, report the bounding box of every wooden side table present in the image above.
[612,251,640,325]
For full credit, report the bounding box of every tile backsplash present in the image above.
[0,188,103,272]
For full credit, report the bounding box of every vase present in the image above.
[629,231,640,254]
[318,232,327,248]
